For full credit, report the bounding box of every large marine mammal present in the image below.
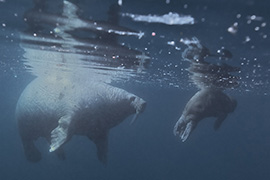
[16,76,146,163]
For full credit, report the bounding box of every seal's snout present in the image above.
[130,96,146,113]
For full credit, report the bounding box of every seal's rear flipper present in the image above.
[50,115,72,152]
[89,131,109,165]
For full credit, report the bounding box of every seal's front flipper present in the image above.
[45,135,66,160]
[50,115,72,152]
[181,121,195,142]
[90,131,109,165]
[214,113,227,130]
[22,139,41,162]
[173,115,187,137]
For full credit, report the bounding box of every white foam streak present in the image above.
[122,12,195,25]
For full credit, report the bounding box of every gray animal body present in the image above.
[16,76,146,163]
[174,88,236,142]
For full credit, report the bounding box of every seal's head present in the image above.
[131,96,146,113]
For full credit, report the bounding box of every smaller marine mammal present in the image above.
[174,37,238,142]
[173,88,237,142]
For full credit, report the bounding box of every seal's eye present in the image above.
[130,96,136,102]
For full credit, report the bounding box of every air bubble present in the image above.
[261,22,266,27]
[228,26,238,34]
[233,22,238,26]
[244,36,251,42]
[250,15,256,20]
[167,41,175,46]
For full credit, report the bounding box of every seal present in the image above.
[173,88,237,142]
[174,37,238,142]
[16,76,146,163]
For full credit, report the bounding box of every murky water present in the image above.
[0,0,270,180]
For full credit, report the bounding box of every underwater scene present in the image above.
[0,0,270,179]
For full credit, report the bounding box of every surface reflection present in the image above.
[21,0,149,82]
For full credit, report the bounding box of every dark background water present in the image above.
[1,0,270,180]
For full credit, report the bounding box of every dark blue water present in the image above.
[1,0,270,180]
